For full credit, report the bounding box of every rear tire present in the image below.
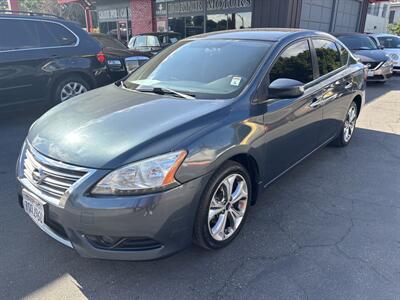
[193,161,252,250]
[331,101,358,147]
[53,75,91,104]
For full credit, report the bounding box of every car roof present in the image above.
[370,33,399,38]
[137,32,181,36]
[190,28,331,42]
[0,13,79,27]
[331,32,368,37]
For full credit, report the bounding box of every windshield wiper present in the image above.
[136,87,195,100]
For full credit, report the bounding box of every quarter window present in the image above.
[313,39,342,76]
[41,22,77,46]
[269,40,314,84]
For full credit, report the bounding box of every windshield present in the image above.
[124,39,272,99]
[378,36,400,49]
[94,35,127,50]
[158,34,181,46]
[337,35,378,51]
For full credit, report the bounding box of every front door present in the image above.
[261,39,323,184]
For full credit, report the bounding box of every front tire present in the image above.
[194,161,252,250]
[331,101,358,147]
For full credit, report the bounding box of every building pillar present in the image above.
[7,0,20,11]
[131,0,155,35]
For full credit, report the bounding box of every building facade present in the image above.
[389,0,400,25]
[364,0,391,33]
[55,0,371,38]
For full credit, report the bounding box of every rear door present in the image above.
[262,39,323,183]
[0,18,45,107]
[310,38,354,143]
[0,18,78,107]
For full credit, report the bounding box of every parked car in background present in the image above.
[0,11,113,108]
[370,34,400,74]
[333,33,393,83]
[91,33,150,82]
[128,32,182,56]
[17,29,366,261]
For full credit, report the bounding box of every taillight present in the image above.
[97,52,106,64]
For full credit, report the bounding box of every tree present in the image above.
[0,0,9,10]
[388,23,400,36]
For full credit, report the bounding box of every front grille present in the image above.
[23,147,88,201]
[367,62,382,70]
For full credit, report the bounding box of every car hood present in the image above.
[352,49,388,62]
[28,84,231,169]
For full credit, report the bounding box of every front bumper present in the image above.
[366,64,393,82]
[17,146,210,261]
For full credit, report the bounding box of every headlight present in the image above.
[390,53,399,61]
[382,59,393,68]
[91,151,187,195]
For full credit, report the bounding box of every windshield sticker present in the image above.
[231,77,242,86]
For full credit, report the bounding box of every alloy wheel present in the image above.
[208,173,248,241]
[60,82,88,102]
[343,105,357,143]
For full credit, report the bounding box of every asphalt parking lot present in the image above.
[1,77,399,300]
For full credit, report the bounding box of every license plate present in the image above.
[23,190,45,226]
[368,70,374,77]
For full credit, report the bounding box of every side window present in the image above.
[336,43,349,66]
[269,40,314,84]
[313,39,342,76]
[147,36,160,47]
[40,22,77,46]
[0,19,40,50]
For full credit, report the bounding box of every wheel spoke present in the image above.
[222,175,236,197]
[212,212,228,239]
[231,181,248,204]
[208,206,224,222]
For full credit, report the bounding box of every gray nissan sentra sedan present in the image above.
[16,29,366,260]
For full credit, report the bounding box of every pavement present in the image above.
[0,77,399,300]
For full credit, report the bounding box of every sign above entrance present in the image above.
[162,0,253,17]
[98,7,132,21]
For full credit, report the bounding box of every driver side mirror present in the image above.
[268,78,305,99]
[378,45,385,50]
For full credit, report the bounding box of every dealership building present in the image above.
[53,0,378,38]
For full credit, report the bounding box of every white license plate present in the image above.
[23,190,45,226]
[368,70,374,77]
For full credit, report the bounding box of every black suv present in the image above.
[0,12,112,109]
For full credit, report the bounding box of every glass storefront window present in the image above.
[207,12,252,32]
[169,16,204,37]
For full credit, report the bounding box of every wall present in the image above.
[131,0,154,34]
[300,0,363,33]
[252,0,302,28]
[364,2,390,33]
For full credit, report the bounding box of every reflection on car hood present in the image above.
[28,84,230,169]
[353,49,388,63]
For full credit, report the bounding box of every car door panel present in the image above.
[261,39,323,184]
[263,90,322,183]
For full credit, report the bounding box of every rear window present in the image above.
[0,18,76,51]
[337,35,377,51]
[377,36,400,49]
[93,35,127,49]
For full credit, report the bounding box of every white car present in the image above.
[370,34,400,73]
